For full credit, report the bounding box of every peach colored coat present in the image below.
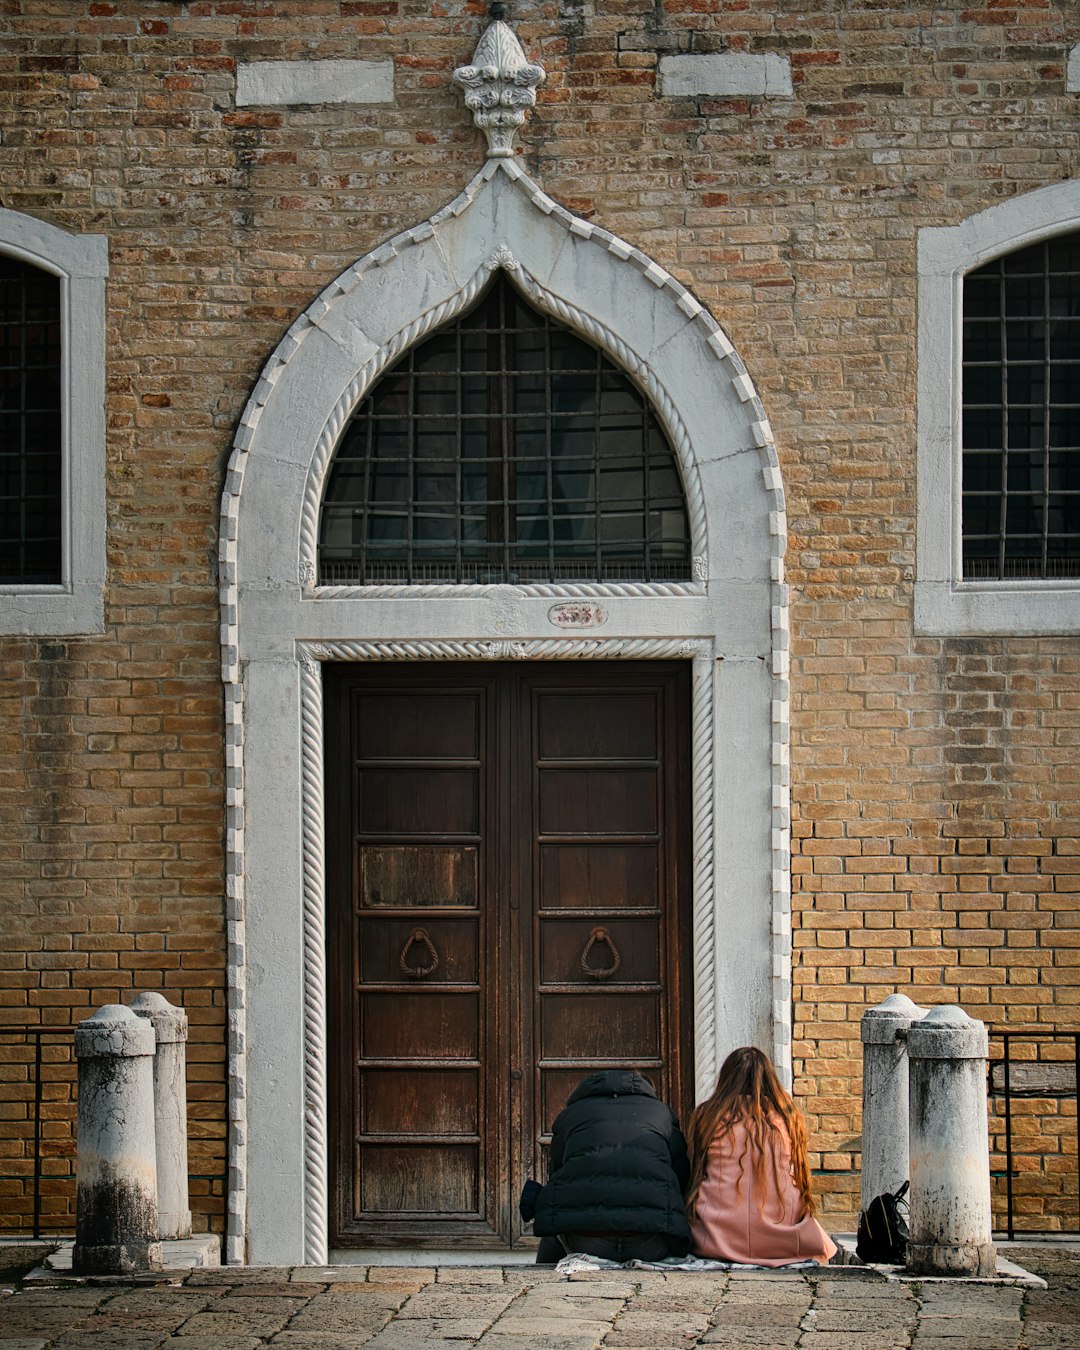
[689,1120,837,1267]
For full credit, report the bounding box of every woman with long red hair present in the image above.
[686,1046,837,1266]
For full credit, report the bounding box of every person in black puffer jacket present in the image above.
[523,1069,692,1264]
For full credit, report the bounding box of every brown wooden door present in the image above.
[326,662,691,1248]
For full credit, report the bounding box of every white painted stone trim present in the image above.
[236,60,394,107]
[1068,42,1080,93]
[916,181,1080,635]
[0,209,108,635]
[659,53,793,100]
[221,159,790,1264]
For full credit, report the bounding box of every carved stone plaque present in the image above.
[548,602,608,629]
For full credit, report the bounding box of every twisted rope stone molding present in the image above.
[296,256,710,592]
[691,655,718,1098]
[298,659,329,1267]
[298,638,709,664]
[223,680,246,1264]
[771,582,793,1084]
[312,579,705,601]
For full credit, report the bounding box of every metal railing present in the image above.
[0,1026,78,1238]
[989,1029,1080,1239]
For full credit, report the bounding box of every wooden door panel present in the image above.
[360,1145,479,1214]
[356,693,480,759]
[528,671,688,1218]
[539,843,659,908]
[537,768,658,834]
[361,992,480,1059]
[358,767,480,835]
[361,1069,479,1135]
[328,662,690,1249]
[539,917,660,984]
[360,845,478,909]
[540,994,661,1059]
[359,918,479,984]
[536,691,657,758]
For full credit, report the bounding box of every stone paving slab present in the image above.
[0,1244,1075,1348]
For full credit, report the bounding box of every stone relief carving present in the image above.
[452,17,546,158]
[487,244,519,271]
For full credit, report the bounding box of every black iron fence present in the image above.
[988,1029,1080,1239]
[0,1025,78,1238]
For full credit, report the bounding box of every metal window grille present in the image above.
[0,256,62,585]
[961,233,1080,580]
[319,275,692,585]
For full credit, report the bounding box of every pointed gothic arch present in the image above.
[220,159,790,1264]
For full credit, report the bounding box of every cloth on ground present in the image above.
[554,1252,825,1274]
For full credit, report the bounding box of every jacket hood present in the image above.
[565,1069,659,1105]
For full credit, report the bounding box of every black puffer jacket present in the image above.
[532,1070,692,1254]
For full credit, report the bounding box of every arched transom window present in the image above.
[319,275,691,584]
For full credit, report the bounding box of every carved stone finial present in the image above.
[452,19,546,159]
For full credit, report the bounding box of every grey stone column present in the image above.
[860,992,927,1210]
[907,1005,996,1277]
[73,1005,163,1274]
[131,992,192,1240]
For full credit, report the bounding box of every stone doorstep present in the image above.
[832,1235,1047,1289]
[327,1248,538,1267]
[25,1236,221,1284]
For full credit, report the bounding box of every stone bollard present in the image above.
[906,1005,996,1277]
[130,992,192,1241]
[860,992,927,1211]
[73,1004,163,1274]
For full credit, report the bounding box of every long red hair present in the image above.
[685,1046,817,1220]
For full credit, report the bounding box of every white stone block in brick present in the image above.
[659,52,793,100]
[236,59,394,108]
[1069,43,1080,93]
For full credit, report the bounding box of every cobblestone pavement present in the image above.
[0,1245,1077,1350]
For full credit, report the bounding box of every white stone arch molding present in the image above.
[916,179,1080,635]
[219,156,790,1266]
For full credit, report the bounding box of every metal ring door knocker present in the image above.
[399,927,440,979]
[580,926,621,980]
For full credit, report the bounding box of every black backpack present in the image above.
[856,1180,909,1264]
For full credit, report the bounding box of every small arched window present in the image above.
[0,255,62,584]
[319,275,691,584]
[962,231,1080,580]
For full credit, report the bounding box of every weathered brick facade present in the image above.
[1,0,1078,1243]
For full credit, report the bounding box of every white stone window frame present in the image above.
[916,180,1080,636]
[221,159,790,1265]
[0,209,108,636]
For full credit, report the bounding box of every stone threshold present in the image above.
[833,1234,1047,1287]
[328,1248,538,1267]
[25,1235,220,1284]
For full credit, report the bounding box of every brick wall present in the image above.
[0,0,1078,1233]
